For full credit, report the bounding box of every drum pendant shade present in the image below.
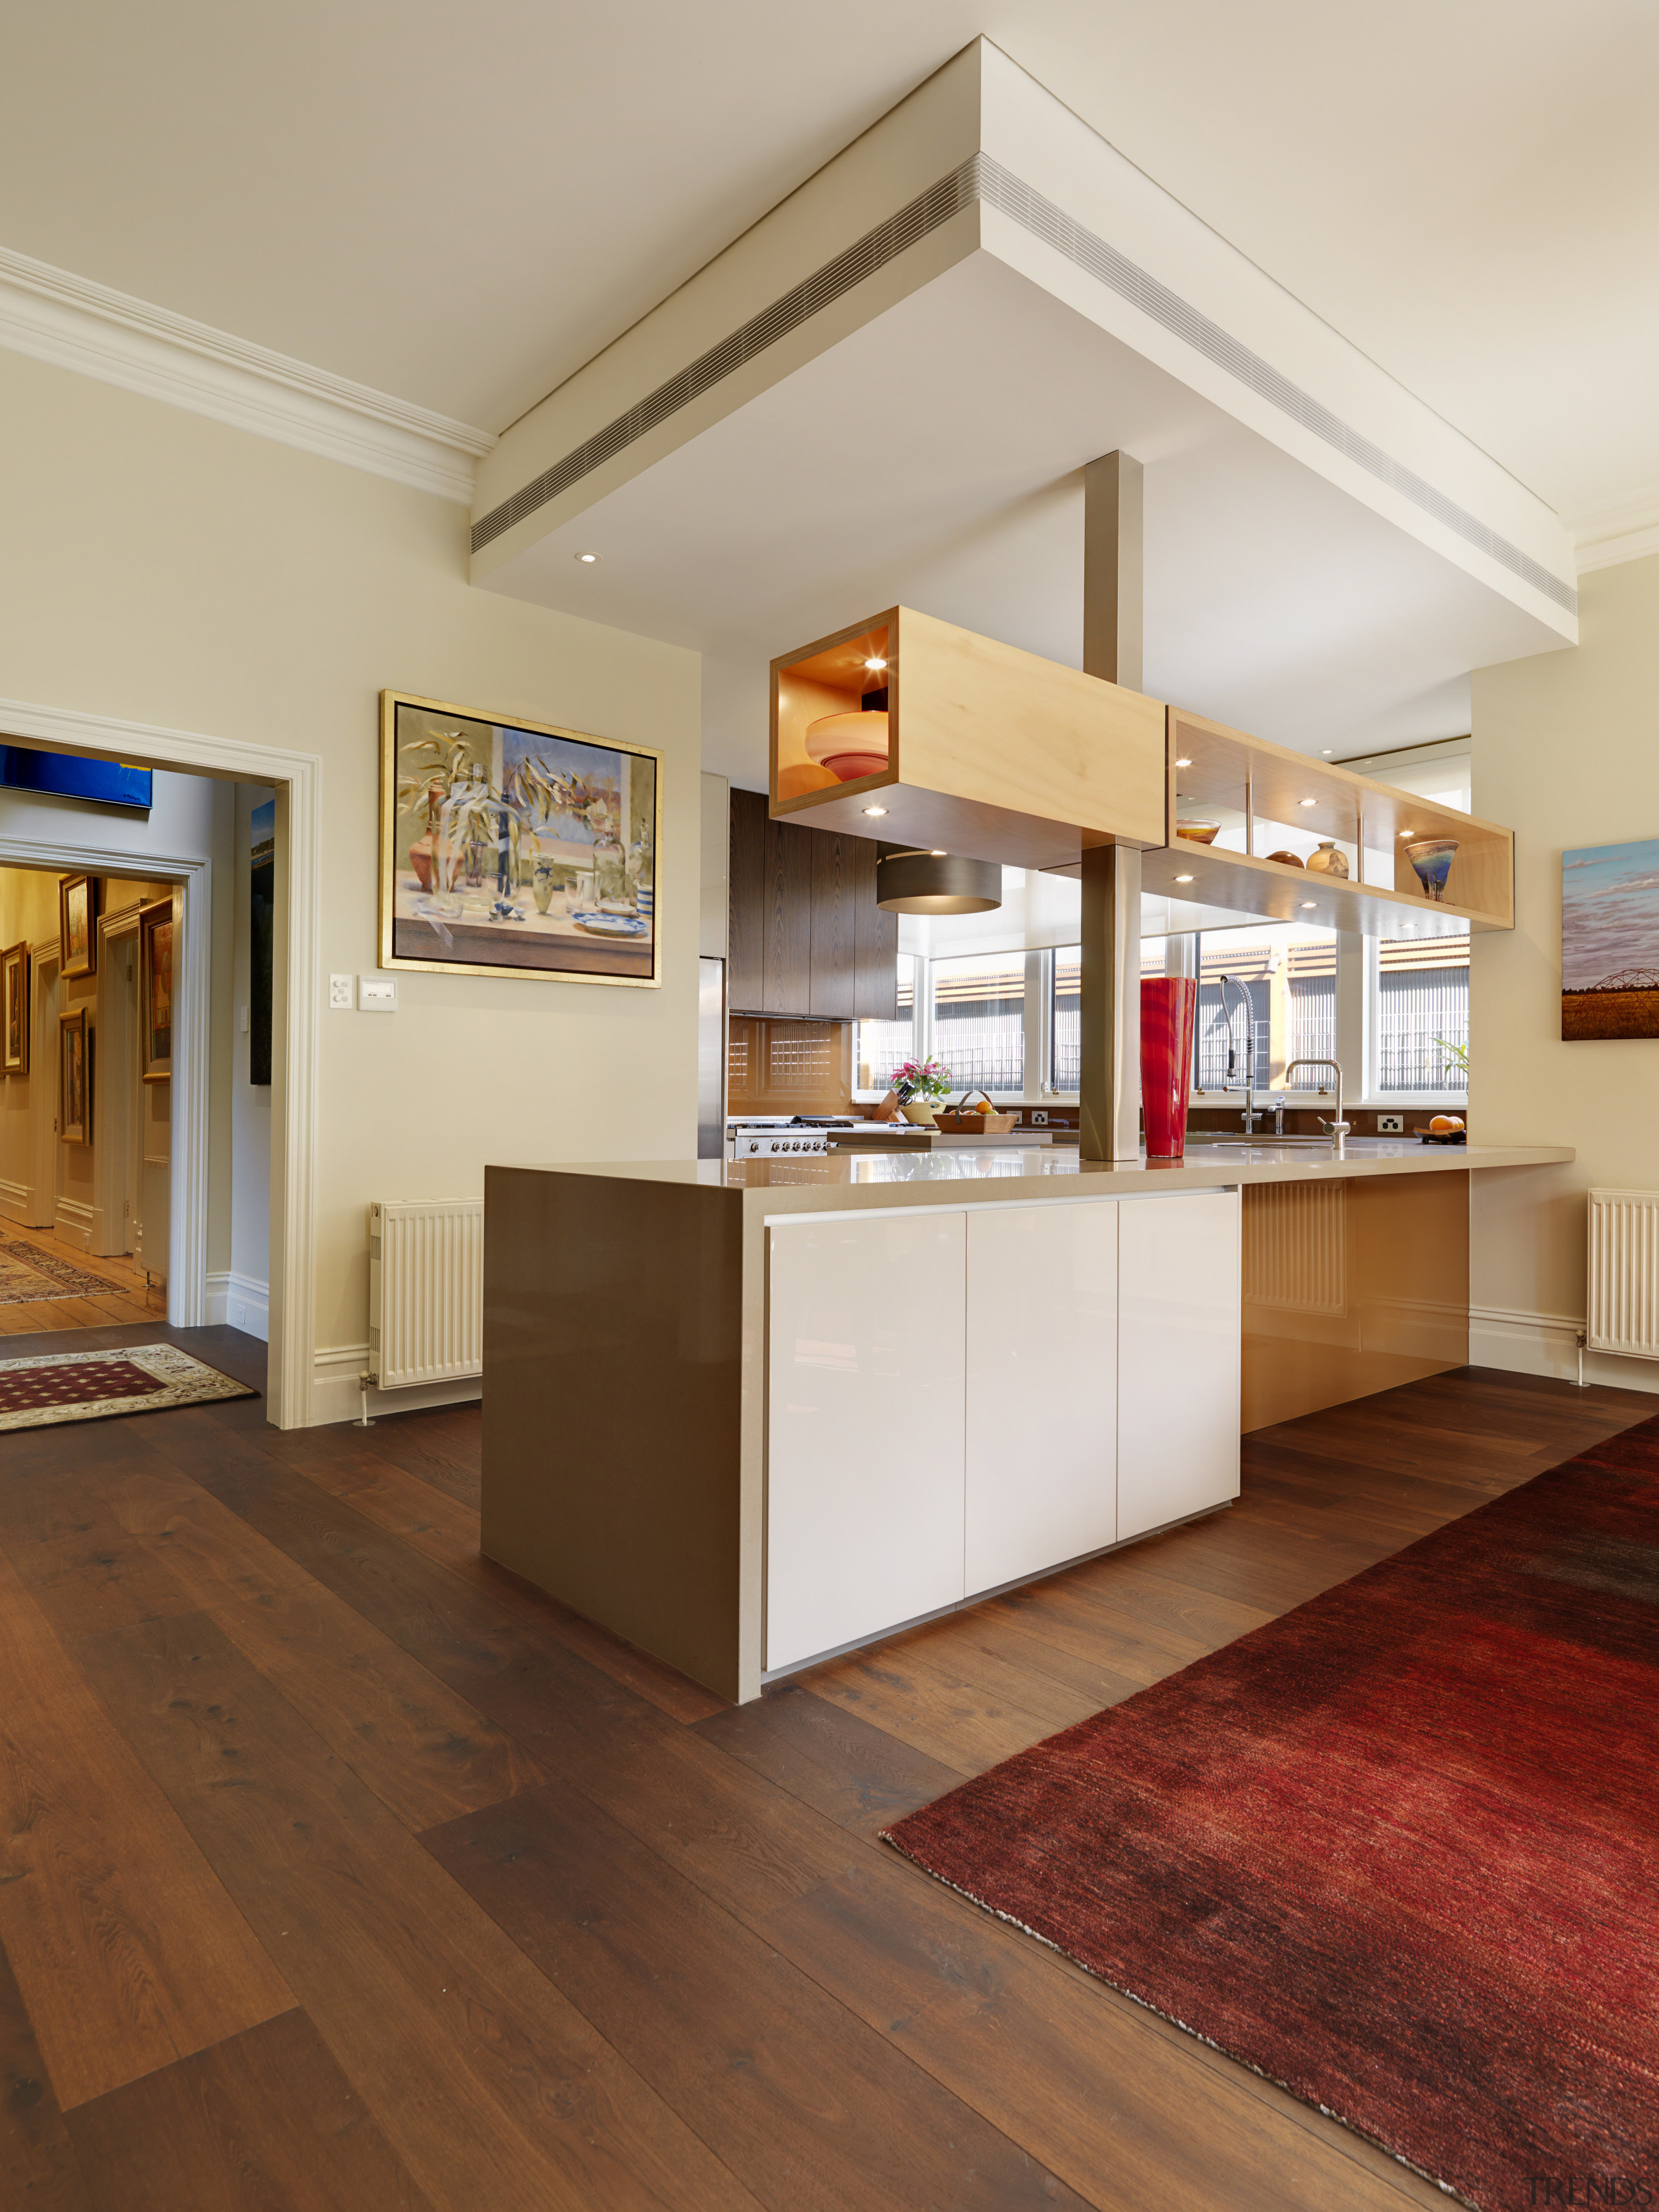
[876,852,1001,915]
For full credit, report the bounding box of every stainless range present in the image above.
[726,1117,832,1159]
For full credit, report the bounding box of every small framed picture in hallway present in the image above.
[58,874,99,980]
[58,1008,90,1144]
[139,897,174,1082]
[1,942,26,1075]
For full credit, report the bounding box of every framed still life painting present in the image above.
[379,692,660,986]
[139,896,174,1082]
[59,873,99,980]
[58,1008,91,1145]
[1562,837,1659,1040]
[1,942,27,1075]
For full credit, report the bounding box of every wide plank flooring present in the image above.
[1,1320,1650,2211]
[0,1223,162,1334]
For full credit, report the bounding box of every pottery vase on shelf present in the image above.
[1305,841,1350,879]
[1406,837,1459,903]
[1141,977,1198,1158]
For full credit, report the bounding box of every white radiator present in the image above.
[367,1199,484,1390]
[1587,1188,1659,1360]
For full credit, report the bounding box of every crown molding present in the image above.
[0,243,494,504]
[1568,483,1659,574]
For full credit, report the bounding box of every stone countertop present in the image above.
[494,1138,1575,1214]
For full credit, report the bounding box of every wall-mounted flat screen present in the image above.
[0,747,152,809]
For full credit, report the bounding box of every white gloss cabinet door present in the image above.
[1117,1191,1242,1543]
[964,1202,1118,1597]
[766,1213,966,1672]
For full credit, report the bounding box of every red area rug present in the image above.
[0,1344,255,1430]
[884,1421,1659,2210]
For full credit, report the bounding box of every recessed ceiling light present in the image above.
[1300,901,1316,910]
[1299,797,1317,808]
[1175,873,1194,884]
[863,805,887,817]
[575,551,599,564]
[930,848,947,856]
[1322,749,1333,755]
[864,656,888,672]
[1174,756,1192,767]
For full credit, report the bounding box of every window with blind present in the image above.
[1376,929,1468,1093]
[931,951,1025,1094]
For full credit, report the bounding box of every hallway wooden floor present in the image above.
[0,1222,162,1335]
[1,1327,1650,2212]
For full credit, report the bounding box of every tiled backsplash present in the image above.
[728,1017,853,1116]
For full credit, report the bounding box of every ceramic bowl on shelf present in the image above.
[804,709,889,782]
[1406,836,1459,902]
[1266,850,1305,868]
[777,761,839,801]
[1175,820,1222,844]
[1306,841,1351,879]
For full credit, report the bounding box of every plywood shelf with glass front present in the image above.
[1140,708,1513,935]
[770,605,1167,871]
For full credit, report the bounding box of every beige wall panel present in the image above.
[1242,1170,1469,1432]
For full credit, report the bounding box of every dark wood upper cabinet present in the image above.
[853,839,898,1021]
[809,833,855,1019]
[728,787,767,1012]
[728,790,896,1019]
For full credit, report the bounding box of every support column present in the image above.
[1080,452,1144,1162]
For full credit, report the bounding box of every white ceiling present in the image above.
[486,251,1549,782]
[4,0,1657,531]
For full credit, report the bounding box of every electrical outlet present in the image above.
[1378,1113,1405,1134]
[329,973,353,1009]
[1029,1110,1049,1126]
[358,975,397,1013]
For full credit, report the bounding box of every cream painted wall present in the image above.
[1470,552,1659,1392]
[0,347,701,1419]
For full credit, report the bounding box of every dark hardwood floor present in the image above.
[2,1320,1651,2211]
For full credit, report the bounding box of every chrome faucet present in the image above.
[1218,975,1284,1137]
[1284,1058,1351,1155]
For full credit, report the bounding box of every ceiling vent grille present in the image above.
[474,150,1575,619]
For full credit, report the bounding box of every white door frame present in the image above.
[23,944,60,1228]
[0,695,320,1427]
[91,903,143,1260]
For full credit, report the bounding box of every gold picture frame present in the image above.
[59,873,99,980]
[378,691,662,987]
[58,1008,91,1145]
[139,896,174,1082]
[1,942,27,1075]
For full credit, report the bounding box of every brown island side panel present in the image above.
[481,1166,745,1700]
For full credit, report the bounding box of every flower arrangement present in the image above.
[892,1057,952,1104]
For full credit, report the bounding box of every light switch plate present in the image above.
[329,974,353,1009]
[1378,1113,1405,1133]
[358,975,397,1013]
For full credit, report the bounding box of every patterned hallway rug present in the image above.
[0,1233,121,1306]
[884,1421,1659,2211]
[0,1344,256,1431]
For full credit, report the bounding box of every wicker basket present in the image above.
[933,1090,1019,1135]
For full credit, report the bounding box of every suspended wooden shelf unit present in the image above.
[770,607,1166,871]
[1142,708,1514,935]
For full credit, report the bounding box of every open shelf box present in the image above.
[1141,708,1513,936]
[770,605,1167,870]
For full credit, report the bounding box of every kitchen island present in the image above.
[481,1139,1572,1703]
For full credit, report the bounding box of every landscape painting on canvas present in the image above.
[1561,837,1659,1040]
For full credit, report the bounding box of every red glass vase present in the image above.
[1141,977,1197,1158]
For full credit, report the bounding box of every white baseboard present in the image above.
[52,1196,93,1250]
[312,1341,482,1428]
[1469,1303,1659,1395]
[207,1269,270,1342]
[0,1178,30,1225]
